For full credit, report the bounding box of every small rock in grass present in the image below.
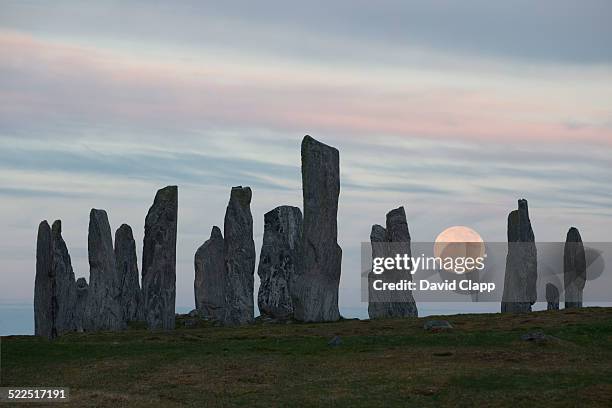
[424,320,453,332]
[328,335,343,347]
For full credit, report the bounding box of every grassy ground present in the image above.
[2,307,612,407]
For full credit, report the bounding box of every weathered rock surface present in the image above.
[424,320,453,332]
[223,186,255,326]
[34,221,54,339]
[51,220,77,336]
[34,220,77,339]
[194,226,226,321]
[501,199,537,313]
[75,277,88,332]
[257,206,303,320]
[546,283,559,310]
[142,186,178,330]
[292,135,342,322]
[564,227,586,309]
[85,209,125,331]
[368,208,419,319]
[115,224,142,322]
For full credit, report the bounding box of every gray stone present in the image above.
[328,335,343,347]
[34,221,54,339]
[368,208,418,319]
[501,199,537,313]
[258,206,303,320]
[142,186,178,330]
[521,331,561,344]
[194,226,226,321]
[75,277,88,332]
[546,283,559,311]
[85,209,125,331]
[51,220,77,336]
[115,224,142,322]
[34,220,78,339]
[222,186,255,326]
[424,320,453,332]
[564,227,586,309]
[293,135,342,322]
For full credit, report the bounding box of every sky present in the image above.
[1,1,611,326]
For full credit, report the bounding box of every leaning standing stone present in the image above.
[223,186,255,325]
[194,226,226,320]
[292,135,342,322]
[85,209,125,331]
[546,283,559,310]
[51,220,77,335]
[564,227,586,309]
[257,205,303,320]
[142,186,178,330]
[115,224,143,322]
[501,199,537,313]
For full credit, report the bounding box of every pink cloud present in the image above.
[1,30,611,145]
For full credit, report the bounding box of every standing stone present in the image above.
[34,221,54,339]
[142,186,178,330]
[368,207,418,319]
[194,226,225,320]
[34,220,77,339]
[223,186,255,325]
[85,209,125,331]
[564,227,586,309]
[546,283,559,310]
[293,135,342,322]
[51,220,77,335]
[75,277,88,332]
[258,206,303,320]
[501,199,537,313]
[115,224,142,322]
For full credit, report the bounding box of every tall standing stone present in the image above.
[564,227,586,309]
[223,186,255,325]
[34,220,77,339]
[546,283,559,311]
[34,221,54,339]
[194,226,225,320]
[75,277,88,332]
[258,206,303,320]
[85,209,125,331]
[293,135,342,322]
[115,224,142,322]
[501,199,537,313]
[51,220,77,335]
[368,207,418,319]
[142,186,178,330]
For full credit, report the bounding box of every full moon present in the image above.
[434,226,485,274]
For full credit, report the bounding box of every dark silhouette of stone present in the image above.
[75,277,88,332]
[85,209,125,331]
[115,224,142,322]
[34,220,77,339]
[34,221,54,339]
[194,226,226,321]
[222,186,255,326]
[564,227,586,308]
[546,283,559,310]
[142,186,178,330]
[293,135,342,322]
[501,199,537,313]
[424,320,453,331]
[258,205,303,320]
[368,207,418,319]
[51,220,77,335]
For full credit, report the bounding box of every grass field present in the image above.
[2,307,612,407]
